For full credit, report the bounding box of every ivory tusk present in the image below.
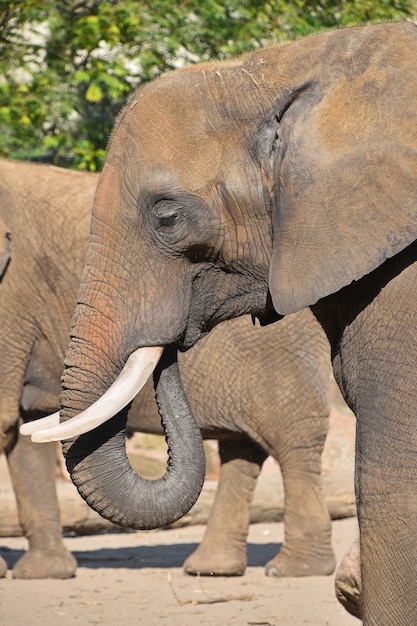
[20,411,60,436]
[20,346,163,443]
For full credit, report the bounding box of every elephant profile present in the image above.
[27,21,417,624]
[0,159,335,579]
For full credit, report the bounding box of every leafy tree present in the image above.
[0,0,415,170]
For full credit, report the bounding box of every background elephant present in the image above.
[0,159,95,578]
[35,22,417,625]
[0,159,335,579]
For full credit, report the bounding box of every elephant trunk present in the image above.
[61,347,206,530]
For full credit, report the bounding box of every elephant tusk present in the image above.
[20,411,60,435]
[19,346,164,443]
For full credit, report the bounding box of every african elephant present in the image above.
[27,21,417,625]
[1,159,335,579]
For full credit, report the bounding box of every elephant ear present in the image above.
[0,218,11,279]
[266,76,417,316]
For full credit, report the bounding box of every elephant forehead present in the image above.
[121,86,224,193]
[138,133,223,193]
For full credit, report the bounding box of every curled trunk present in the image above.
[61,348,206,530]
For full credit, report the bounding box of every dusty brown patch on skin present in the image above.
[356,53,386,85]
[177,134,223,194]
[120,78,224,195]
[311,67,390,154]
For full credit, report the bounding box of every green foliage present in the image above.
[0,0,415,169]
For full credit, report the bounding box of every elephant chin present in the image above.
[20,346,164,442]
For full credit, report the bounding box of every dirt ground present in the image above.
[0,517,358,626]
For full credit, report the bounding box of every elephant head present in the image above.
[25,22,417,530]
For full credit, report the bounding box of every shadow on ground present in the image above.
[0,540,279,571]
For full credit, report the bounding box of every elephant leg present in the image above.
[265,422,335,577]
[354,407,417,625]
[355,400,417,625]
[321,263,417,625]
[6,427,76,579]
[183,438,267,576]
[265,471,335,577]
[335,534,361,619]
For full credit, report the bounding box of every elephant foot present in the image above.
[183,543,246,576]
[12,547,77,579]
[334,538,362,619]
[0,555,7,578]
[265,545,336,578]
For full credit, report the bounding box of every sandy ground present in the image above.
[0,516,358,626]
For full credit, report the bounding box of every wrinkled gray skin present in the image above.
[58,23,417,625]
[0,159,334,579]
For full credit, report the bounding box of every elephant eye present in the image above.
[150,193,218,259]
[158,210,180,229]
[153,200,186,233]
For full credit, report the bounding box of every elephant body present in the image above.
[36,22,417,624]
[0,159,334,579]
